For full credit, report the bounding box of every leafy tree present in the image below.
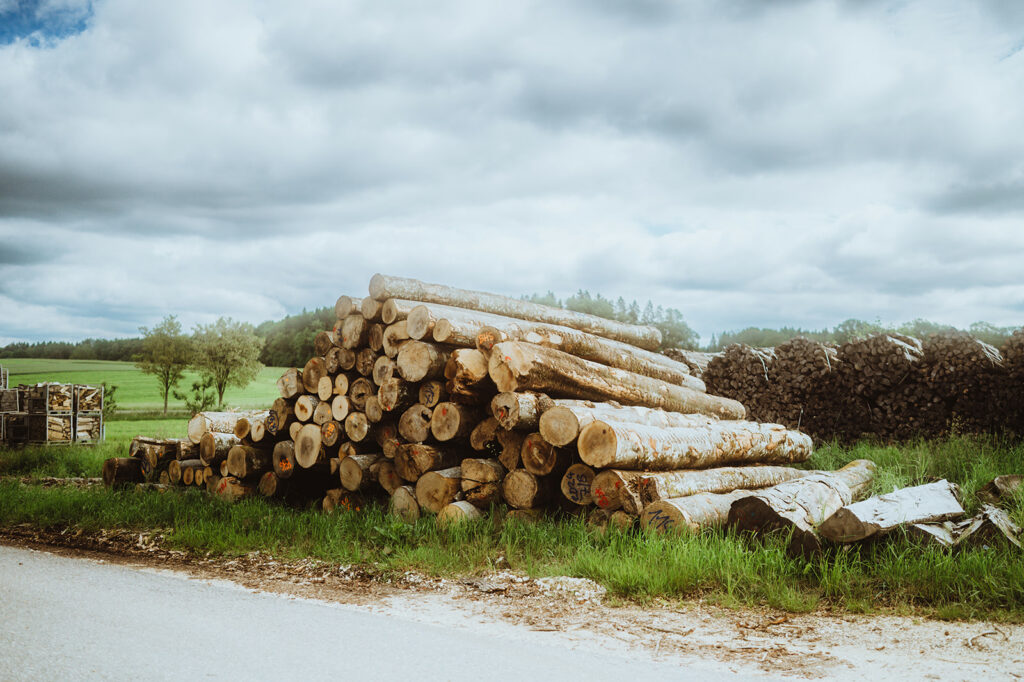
[192,317,264,408]
[173,376,218,415]
[135,315,193,415]
[99,382,118,421]
[831,319,885,345]
[523,291,561,307]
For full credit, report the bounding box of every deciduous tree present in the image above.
[192,317,264,408]
[135,315,192,415]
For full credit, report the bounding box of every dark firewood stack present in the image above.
[763,338,841,429]
[702,345,777,422]
[837,334,923,398]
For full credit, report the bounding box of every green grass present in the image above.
[2,359,285,412]
[2,434,1023,619]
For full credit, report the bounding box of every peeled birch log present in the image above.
[188,411,257,444]
[418,380,447,408]
[382,299,419,324]
[394,443,460,482]
[491,392,554,431]
[391,485,421,523]
[642,490,755,534]
[335,294,359,320]
[560,463,596,506]
[368,273,662,350]
[416,466,463,513]
[398,404,433,443]
[818,480,964,543]
[233,411,270,441]
[430,402,480,442]
[226,445,271,479]
[348,378,375,410]
[295,423,324,468]
[383,321,411,357]
[489,342,745,419]
[102,457,146,487]
[376,460,402,494]
[199,432,238,465]
[437,500,483,527]
[340,453,383,492]
[277,369,303,400]
[397,341,450,382]
[330,395,350,422]
[501,469,554,509]
[469,416,501,451]
[294,395,320,422]
[638,466,815,507]
[578,420,813,471]
[344,412,371,442]
[445,348,489,393]
[590,470,644,511]
[541,401,722,447]
[728,459,877,554]
[520,433,569,477]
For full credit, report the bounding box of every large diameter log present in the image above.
[469,416,501,452]
[398,404,433,443]
[501,469,554,509]
[314,331,337,356]
[461,457,506,508]
[520,433,570,477]
[819,480,964,543]
[277,368,303,400]
[302,357,327,394]
[368,273,662,350]
[437,501,483,528]
[577,420,812,471]
[372,356,396,386]
[489,342,745,419]
[361,296,383,321]
[335,294,359,320]
[444,348,489,393]
[340,453,383,492]
[199,432,239,465]
[226,445,271,479]
[591,470,644,511]
[642,490,755,534]
[102,458,146,487]
[295,423,324,468]
[294,394,320,422]
[233,410,270,441]
[391,485,421,523]
[491,392,553,431]
[397,341,450,382]
[394,443,460,482]
[415,466,462,513]
[188,411,257,444]
[340,314,368,349]
[560,463,596,506]
[430,402,480,442]
[383,321,411,357]
[376,460,403,494]
[728,459,877,554]
[541,402,727,448]
[639,466,815,506]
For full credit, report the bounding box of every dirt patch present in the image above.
[2,525,1022,680]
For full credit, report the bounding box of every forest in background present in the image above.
[1,290,1018,367]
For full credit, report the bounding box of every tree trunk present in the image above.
[344,412,371,442]
[340,453,383,492]
[577,420,813,470]
[397,341,450,382]
[430,402,481,442]
[335,294,359,320]
[398,404,433,443]
[382,321,411,357]
[638,466,815,508]
[437,500,483,527]
[642,490,754,534]
[294,394,320,422]
[295,423,324,468]
[390,485,420,523]
[378,378,415,413]
[102,457,145,487]
[226,445,271,479]
[501,469,554,509]
[540,401,729,448]
[819,480,964,543]
[277,368,303,400]
[394,443,460,482]
[560,463,596,506]
[490,392,554,431]
[188,411,260,444]
[272,440,298,479]
[368,273,662,350]
[418,380,447,408]
[728,459,877,555]
[590,469,644,511]
[381,299,419,325]
[415,466,462,513]
[520,433,570,477]
[489,342,745,419]
[199,432,238,465]
[302,357,327,394]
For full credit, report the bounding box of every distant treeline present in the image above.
[1,294,1019,365]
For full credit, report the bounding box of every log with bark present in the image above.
[294,394,320,422]
[267,398,294,437]
[301,357,327,394]
[397,341,450,382]
[344,412,371,443]
[727,459,876,554]
[368,274,662,350]
[188,411,260,444]
[294,423,324,468]
[445,348,490,393]
[437,500,483,527]
[491,392,554,431]
[496,429,526,471]
[348,378,375,411]
[102,457,146,487]
[339,453,383,492]
[520,433,570,477]
[277,368,303,400]
[213,476,256,503]
[638,466,815,508]
[560,463,596,506]
[539,400,719,447]
[818,480,964,543]
[590,469,644,511]
[356,348,378,377]
[501,469,555,509]
[398,404,433,443]
[320,419,343,447]
[335,294,359,320]
[199,432,239,466]
[393,443,461,482]
[642,490,755,534]
[415,466,462,513]
[226,445,271,479]
[418,380,447,408]
[382,321,411,357]
[233,411,270,442]
[489,342,745,419]
[460,457,506,508]
[379,378,415,413]
[469,416,501,453]
[390,485,421,523]
[430,402,481,442]
[340,314,369,349]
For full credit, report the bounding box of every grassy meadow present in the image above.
[1,432,1022,620]
[1,358,286,413]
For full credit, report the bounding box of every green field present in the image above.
[1,359,286,413]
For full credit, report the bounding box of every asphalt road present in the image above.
[0,545,766,681]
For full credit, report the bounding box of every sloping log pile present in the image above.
[702,329,1024,442]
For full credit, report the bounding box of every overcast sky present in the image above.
[2,0,1023,345]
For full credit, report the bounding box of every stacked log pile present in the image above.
[702,329,1024,442]
[1,382,104,445]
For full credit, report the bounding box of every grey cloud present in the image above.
[928,178,1024,215]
